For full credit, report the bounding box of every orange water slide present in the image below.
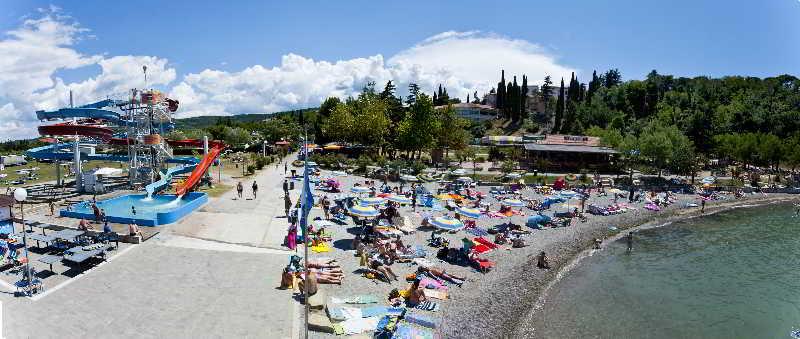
[175,144,223,196]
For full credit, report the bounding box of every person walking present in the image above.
[252,181,259,199]
[236,182,244,199]
[284,162,288,175]
[284,194,292,218]
[411,190,417,212]
[701,199,706,213]
[283,179,289,194]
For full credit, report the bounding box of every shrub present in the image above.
[247,164,256,174]
[474,155,486,163]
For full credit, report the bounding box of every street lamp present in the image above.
[13,188,32,290]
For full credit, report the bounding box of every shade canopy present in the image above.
[429,216,464,231]
[455,206,482,219]
[359,197,386,206]
[386,195,412,205]
[350,186,371,194]
[348,205,379,218]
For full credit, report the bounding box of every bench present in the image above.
[38,254,62,273]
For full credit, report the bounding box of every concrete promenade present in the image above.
[1,156,301,338]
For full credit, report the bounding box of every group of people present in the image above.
[236,181,258,199]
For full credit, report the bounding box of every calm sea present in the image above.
[531,202,800,339]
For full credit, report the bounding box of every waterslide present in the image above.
[36,99,175,131]
[175,145,222,196]
[145,158,198,197]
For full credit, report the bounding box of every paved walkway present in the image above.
[1,156,302,338]
[168,155,298,248]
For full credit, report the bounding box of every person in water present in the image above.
[537,251,551,269]
[626,232,634,252]
[131,206,137,216]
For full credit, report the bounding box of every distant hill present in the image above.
[174,108,317,130]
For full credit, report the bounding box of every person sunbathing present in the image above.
[369,258,398,281]
[310,271,343,284]
[417,266,465,286]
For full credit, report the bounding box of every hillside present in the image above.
[174,108,316,130]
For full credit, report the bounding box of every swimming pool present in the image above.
[61,192,207,226]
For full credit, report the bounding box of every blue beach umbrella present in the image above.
[348,204,379,218]
[360,197,386,206]
[386,194,412,205]
[501,199,525,208]
[429,216,464,232]
[350,186,370,194]
[455,206,482,219]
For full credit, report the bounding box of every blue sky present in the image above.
[1,0,799,139]
[3,0,798,79]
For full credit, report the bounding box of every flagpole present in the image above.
[302,128,309,339]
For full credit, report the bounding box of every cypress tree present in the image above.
[521,75,529,119]
[497,70,506,110]
[433,92,438,106]
[554,78,565,133]
[587,70,599,103]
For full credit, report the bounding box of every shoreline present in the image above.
[438,193,799,339]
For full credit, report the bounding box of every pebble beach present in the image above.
[294,170,797,338]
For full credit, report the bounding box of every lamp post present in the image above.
[13,188,31,289]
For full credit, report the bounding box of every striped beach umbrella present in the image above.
[429,216,464,231]
[501,199,525,208]
[455,206,482,219]
[348,204,379,218]
[559,190,579,198]
[386,194,412,205]
[359,197,386,206]
[350,186,370,194]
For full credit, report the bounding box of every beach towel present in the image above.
[392,324,437,339]
[327,305,363,321]
[311,242,331,253]
[414,300,440,312]
[422,289,448,300]
[465,227,489,237]
[474,237,499,250]
[339,316,381,335]
[405,313,438,329]
[330,295,380,304]
[418,278,447,291]
[360,306,405,318]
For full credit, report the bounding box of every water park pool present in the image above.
[61,192,207,226]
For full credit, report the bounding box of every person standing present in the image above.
[321,196,331,220]
[411,190,417,212]
[236,182,244,199]
[701,199,706,213]
[626,232,634,252]
[284,162,288,175]
[252,181,259,199]
[628,189,635,203]
[283,180,289,194]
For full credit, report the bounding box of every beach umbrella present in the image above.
[559,190,578,198]
[386,194,412,205]
[359,197,386,206]
[436,194,456,201]
[348,205,379,218]
[455,206,482,219]
[450,169,467,176]
[429,216,465,232]
[313,220,336,228]
[350,186,370,194]
[607,188,624,194]
[501,199,525,208]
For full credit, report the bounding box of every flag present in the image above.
[299,152,314,235]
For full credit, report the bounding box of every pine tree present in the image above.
[541,75,553,115]
[554,77,565,133]
[441,87,449,104]
[406,83,421,105]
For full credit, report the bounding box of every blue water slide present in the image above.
[26,143,129,162]
[36,104,129,126]
[145,162,197,196]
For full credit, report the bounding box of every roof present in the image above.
[530,134,602,146]
[481,136,522,145]
[524,143,618,154]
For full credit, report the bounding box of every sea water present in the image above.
[530,203,800,338]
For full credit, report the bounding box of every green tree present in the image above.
[553,78,565,133]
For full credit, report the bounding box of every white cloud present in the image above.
[0,11,574,139]
[0,9,176,140]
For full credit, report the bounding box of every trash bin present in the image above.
[290,181,295,190]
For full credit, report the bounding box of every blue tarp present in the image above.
[526,214,552,229]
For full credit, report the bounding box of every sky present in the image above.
[1,0,799,140]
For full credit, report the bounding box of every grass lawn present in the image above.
[196,183,233,197]
[1,160,128,188]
